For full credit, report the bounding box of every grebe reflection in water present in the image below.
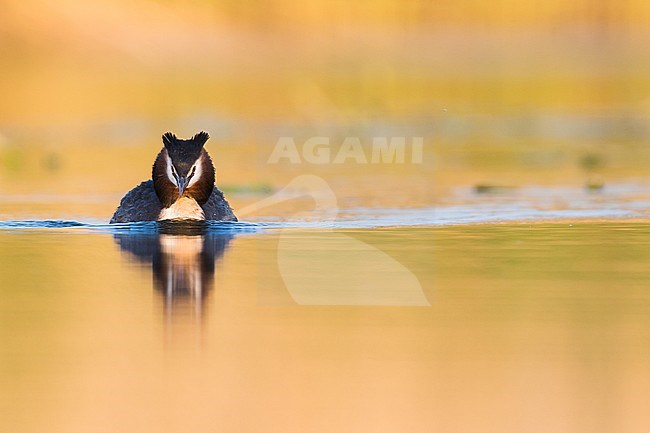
[113,221,233,328]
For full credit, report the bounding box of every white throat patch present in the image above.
[159,196,205,221]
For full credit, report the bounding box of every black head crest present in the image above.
[161,131,210,175]
[162,131,209,149]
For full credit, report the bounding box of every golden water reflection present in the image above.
[113,223,233,345]
[0,223,648,433]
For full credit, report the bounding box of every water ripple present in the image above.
[0,219,261,234]
[2,182,650,232]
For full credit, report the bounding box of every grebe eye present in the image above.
[189,167,196,178]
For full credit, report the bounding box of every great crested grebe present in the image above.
[110,131,237,223]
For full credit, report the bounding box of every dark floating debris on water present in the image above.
[474,184,517,194]
[585,175,605,192]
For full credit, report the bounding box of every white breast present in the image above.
[158,197,205,221]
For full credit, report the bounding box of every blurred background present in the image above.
[2,0,650,219]
[3,4,650,433]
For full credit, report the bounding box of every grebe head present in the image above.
[152,131,216,207]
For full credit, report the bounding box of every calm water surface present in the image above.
[0,213,649,433]
[5,4,650,431]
